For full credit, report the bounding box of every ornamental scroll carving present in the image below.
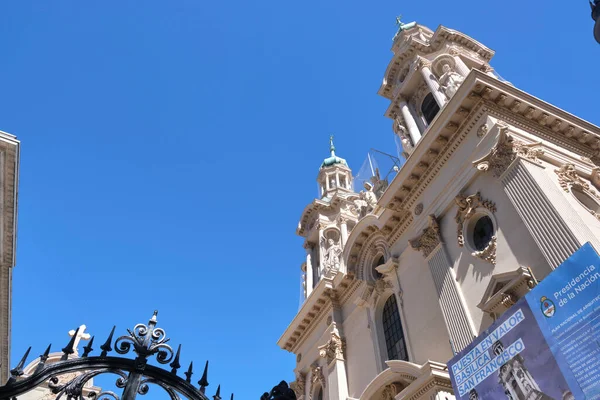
[555,164,600,220]
[472,235,497,264]
[474,125,544,177]
[409,215,442,258]
[311,365,326,389]
[292,373,306,400]
[318,324,345,364]
[381,383,405,400]
[454,192,497,247]
[374,278,394,294]
[556,164,594,193]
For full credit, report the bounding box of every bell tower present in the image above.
[296,137,361,300]
[317,136,353,199]
[381,17,498,157]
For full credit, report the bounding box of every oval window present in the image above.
[471,215,494,251]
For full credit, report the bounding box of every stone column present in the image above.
[453,56,470,77]
[398,98,422,144]
[475,127,600,268]
[0,266,10,381]
[304,243,314,295]
[318,224,326,278]
[418,60,447,107]
[319,324,349,400]
[339,217,348,248]
[410,216,476,352]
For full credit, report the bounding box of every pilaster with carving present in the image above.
[292,373,306,400]
[474,124,544,178]
[409,215,442,258]
[311,365,326,389]
[318,324,346,365]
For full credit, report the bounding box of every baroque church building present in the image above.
[277,20,600,400]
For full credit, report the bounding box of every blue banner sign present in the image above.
[448,243,600,400]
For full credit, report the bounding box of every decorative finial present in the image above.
[329,135,336,157]
[198,360,209,393]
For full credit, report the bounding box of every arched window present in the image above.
[421,93,440,125]
[382,295,408,361]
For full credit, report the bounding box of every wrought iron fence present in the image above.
[0,311,230,400]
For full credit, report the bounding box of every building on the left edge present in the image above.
[0,130,19,383]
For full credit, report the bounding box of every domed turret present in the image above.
[317,136,353,199]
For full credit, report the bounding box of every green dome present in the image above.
[320,135,348,169]
[321,155,348,168]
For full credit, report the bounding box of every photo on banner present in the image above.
[448,242,600,399]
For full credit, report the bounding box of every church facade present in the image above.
[278,21,600,400]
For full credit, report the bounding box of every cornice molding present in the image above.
[378,70,600,250]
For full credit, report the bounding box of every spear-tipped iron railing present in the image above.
[0,311,231,400]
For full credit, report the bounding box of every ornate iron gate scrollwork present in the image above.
[0,311,230,400]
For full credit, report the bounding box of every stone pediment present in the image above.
[477,266,537,319]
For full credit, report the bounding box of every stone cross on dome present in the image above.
[68,324,91,356]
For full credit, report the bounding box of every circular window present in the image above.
[471,215,494,251]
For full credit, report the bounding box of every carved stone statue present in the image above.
[361,182,377,213]
[395,122,414,157]
[322,238,341,275]
[438,63,464,98]
[353,182,378,218]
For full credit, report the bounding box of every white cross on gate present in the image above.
[68,324,91,356]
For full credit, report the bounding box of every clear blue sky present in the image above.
[2,1,599,399]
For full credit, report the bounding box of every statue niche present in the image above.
[321,236,342,276]
[438,63,464,99]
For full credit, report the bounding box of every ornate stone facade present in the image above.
[555,163,600,220]
[471,235,497,265]
[279,19,600,400]
[311,366,326,389]
[318,324,346,364]
[454,192,497,247]
[292,373,307,400]
[474,125,544,178]
[409,215,441,258]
